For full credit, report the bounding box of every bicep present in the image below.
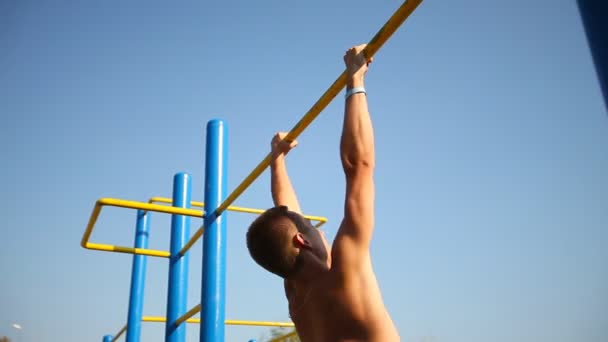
[337,166,375,248]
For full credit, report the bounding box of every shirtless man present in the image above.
[246,44,399,342]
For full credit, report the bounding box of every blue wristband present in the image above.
[345,86,366,99]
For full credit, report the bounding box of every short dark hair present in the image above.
[246,206,308,278]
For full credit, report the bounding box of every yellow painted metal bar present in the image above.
[111,324,127,342]
[270,330,298,342]
[142,316,172,323]
[145,196,329,256]
[99,198,205,217]
[215,0,423,215]
[143,316,294,327]
[178,225,204,256]
[179,214,327,256]
[80,198,204,258]
[109,315,294,342]
[85,242,170,258]
[175,303,201,326]
[224,320,295,327]
[148,196,174,205]
[80,200,104,248]
[149,196,327,224]
[79,196,325,258]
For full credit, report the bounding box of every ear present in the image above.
[293,232,312,250]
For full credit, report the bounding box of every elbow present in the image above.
[341,154,375,176]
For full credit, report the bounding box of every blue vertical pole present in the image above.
[200,119,228,342]
[103,335,113,342]
[126,210,150,342]
[165,172,192,342]
[577,0,608,110]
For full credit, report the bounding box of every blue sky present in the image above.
[1,1,607,341]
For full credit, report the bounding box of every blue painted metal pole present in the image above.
[577,0,608,110]
[200,119,228,342]
[165,172,192,342]
[103,335,113,342]
[126,210,150,342]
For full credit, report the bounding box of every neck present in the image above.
[286,265,326,316]
[289,256,329,286]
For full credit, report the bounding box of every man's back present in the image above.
[287,252,399,342]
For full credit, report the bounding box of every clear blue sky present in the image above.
[1,1,607,341]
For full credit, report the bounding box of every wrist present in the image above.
[346,74,365,89]
[271,152,285,165]
[345,86,366,99]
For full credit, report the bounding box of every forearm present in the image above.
[270,155,302,213]
[340,76,375,173]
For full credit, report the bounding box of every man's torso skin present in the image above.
[286,254,399,342]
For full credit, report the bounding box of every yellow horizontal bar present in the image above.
[148,197,174,205]
[110,317,293,342]
[142,316,294,327]
[85,242,170,258]
[215,0,423,216]
[142,316,170,323]
[111,324,127,342]
[99,198,204,217]
[146,197,327,256]
[80,196,326,259]
[80,198,205,258]
[225,320,294,328]
[149,196,327,225]
[270,330,298,342]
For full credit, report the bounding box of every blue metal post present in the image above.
[103,335,113,342]
[165,172,192,342]
[200,119,228,342]
[126,210,150,342]
[577,0,608,110]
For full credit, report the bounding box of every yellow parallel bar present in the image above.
[270,330,298,342]
[85,242,170,258]
[147,196,329,256]
[215,0,423,215]
[111,324,127,342]
[149,196,328,224]
[175,304,201,326]
[99,198,204,217]
[224,320,294,328]
[148,196,174,205]
[80,198,204,258]
[143,316,294,327]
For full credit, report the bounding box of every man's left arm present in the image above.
[270,132,302,214]
[270,132,302,294]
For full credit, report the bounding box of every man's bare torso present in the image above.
[286,255,399,342]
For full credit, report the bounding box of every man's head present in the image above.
[246,206,329,279]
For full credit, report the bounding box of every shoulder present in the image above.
[330,220,373,276]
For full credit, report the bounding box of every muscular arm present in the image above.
[270,134,302,214]
[270,134,302,294]
[335,45,375,258]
